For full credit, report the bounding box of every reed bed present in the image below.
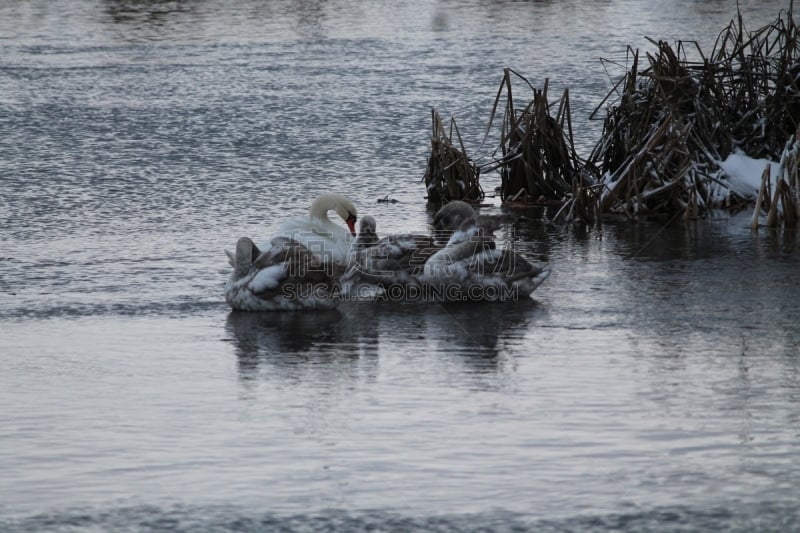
[422,4,800,227]
[586,3,800,223]
[487,69,584,205]
[422,109,483,204]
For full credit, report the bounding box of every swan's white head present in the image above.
[310,193,358,236]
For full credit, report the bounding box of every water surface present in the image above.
[2,1,799,530]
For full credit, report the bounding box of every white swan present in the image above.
[224,236,341,311]
[341,215,440,296]
[264,193,358,267]
[421,201,550,301]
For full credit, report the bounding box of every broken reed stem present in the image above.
[751,165,770,230]
[766,178,784,228]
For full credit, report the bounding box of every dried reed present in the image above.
[422,4,800,227]
[486,69,584,206]
[422,109,483,205]
[588,2,800,222]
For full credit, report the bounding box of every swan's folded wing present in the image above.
[353,233,439,281]
[464,248,535,278]
[248,239,334,298]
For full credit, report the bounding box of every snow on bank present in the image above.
[717,150,781,200]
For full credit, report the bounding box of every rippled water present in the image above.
[2,0,800,530]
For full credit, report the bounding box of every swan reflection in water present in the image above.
[225,309,372,383]
[225,297,543,384]
[420,299,541,375]
[226,309,344,354]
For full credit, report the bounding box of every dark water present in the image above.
[2,1,800,530]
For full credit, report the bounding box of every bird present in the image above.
[224,236,341,311]
[340,215,440,298]
[352,215,380,250]
[421,201,550,301]
[264,192,358,268]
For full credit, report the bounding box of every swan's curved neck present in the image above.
[309,195,340,223]
[311,206,332,224]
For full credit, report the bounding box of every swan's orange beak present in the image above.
[346,213,357,237]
